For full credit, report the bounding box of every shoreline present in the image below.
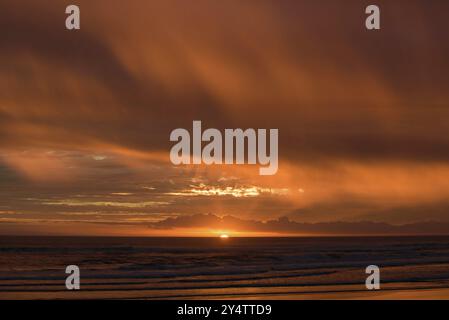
[2,281,449,300]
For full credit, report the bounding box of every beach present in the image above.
[1,236,449,300]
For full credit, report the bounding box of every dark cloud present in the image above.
[0,0,229,151]
[1,0,448,160]
[148,213,449,236]
[288,201,449,224]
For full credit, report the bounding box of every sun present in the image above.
[220,234,229,239]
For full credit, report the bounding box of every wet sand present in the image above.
[2,281,449,300]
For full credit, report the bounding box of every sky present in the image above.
[1,0,449,236]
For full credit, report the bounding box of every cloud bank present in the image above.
[148,214,449,236]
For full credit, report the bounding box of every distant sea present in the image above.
[1,236,449,299]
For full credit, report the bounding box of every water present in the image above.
[1,236,449,299]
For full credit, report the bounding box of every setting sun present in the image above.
[220,234,229,239]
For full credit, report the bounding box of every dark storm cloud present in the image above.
[0,0,228,151]
[0,0,448,161]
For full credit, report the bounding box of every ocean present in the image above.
[1,236,449,299]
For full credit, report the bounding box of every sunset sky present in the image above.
[1,0,449,236]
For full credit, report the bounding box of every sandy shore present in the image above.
[2,281,449,300]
